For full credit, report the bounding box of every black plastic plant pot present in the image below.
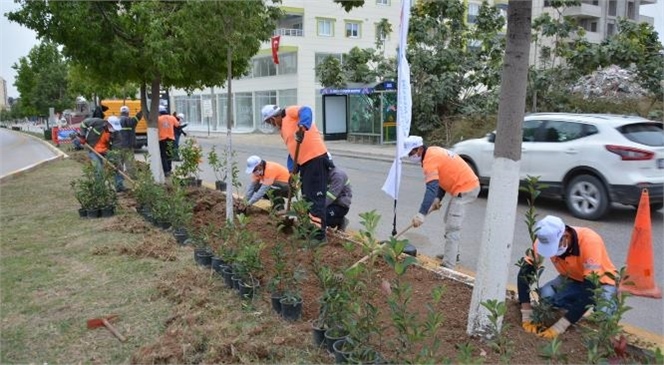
[100,206,115,218]
[195,179,202,187]
[86,208,101,219]
[324,328,348,354]
[231,275,242,291]
[78,207,87,218]
[347,349,384,365]
[173,228,188,245]
[312,320,327,347]
[239,278,259,300]
[271,292,283,314]
[194,248,212,266]
[279,296,303,322]
[221,267,234,289]
[215,180,227,191]
[333,339,353,364]
[158,221,171,230]
[211,256,224,274]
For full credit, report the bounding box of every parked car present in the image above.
[451,113,664,220]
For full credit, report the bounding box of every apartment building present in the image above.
[172,0,402,133]
[465,0,656,65]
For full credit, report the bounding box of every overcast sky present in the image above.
[1,1,663,99]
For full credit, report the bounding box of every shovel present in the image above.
[87,314,127,342]
[349,203,441,269]
[84,143,135,184]
[280,136,303,227]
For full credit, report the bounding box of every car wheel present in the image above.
[565,175,610,220]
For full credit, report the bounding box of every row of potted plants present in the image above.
[71,162,118,218]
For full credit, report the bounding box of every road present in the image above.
[0,128,58,178]
[179,135,663,336]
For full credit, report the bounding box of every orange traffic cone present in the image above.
[619,189,662,298]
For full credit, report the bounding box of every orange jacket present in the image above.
[534,226,617,285]
[279,106,327,165]
[252,161,290,186]
[94,129,111,154]
[422,146,479,196]
[158,114,180,141]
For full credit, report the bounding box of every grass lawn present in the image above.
[0,159,324,363]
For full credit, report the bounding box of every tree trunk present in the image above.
[467,0,531,337]
[148,76,165,184]
[225,46,234,223]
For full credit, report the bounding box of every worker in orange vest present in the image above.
[78,112,114,176]
[261,104,329,244]
[241,155,290,211]
[519,215,617,339]
[157,105,180,177]
[402,135,480,269]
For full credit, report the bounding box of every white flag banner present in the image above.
[382,0,412,199]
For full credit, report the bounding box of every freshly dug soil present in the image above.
[130,187,627,364]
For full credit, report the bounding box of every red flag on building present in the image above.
[271,36,281,64]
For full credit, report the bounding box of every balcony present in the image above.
[274,14,304,37]
[639,15,655,25]
[640,0,656,4]
[563,3,601,18]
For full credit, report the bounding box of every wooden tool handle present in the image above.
[84,143,135,184]
[102,318,127,342]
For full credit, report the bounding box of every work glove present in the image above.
[295,127,305,143]
[412,213,425,228]
[522,321,540,334]
[537,317,571,339]
[431,198,442,211]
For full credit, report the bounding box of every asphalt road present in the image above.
[181,136,663,336]
[0,129,57,178]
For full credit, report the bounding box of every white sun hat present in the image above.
[261,105,281,122]
[402,135,424,158]
[535,215,565,258]
[246,155,262,174]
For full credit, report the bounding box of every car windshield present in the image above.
[617,123,664,147]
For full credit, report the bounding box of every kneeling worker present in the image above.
[518,215,618,339]
[326,161,352,231]
[242,155,290,211]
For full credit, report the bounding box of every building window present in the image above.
[467,3,480,24]
[278,89,297,108]
[627,1,635,19]
[315,53,343,82]
[607,22,616,36]
[608,0,617,16]
[497,4,508,20]
[255,90,277,130]
[345,22,361,38]
[317,18,334,37]
[277,52,298,75]
[376,0,390,5]
[235,92,254,129]
[590,21,597,32]
[174,96,201,126]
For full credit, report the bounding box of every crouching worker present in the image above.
[325,160,352,231]
[518,215,618,339]
[241,155,290,212]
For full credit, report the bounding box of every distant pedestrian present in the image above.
[157,105,179,176]
[402,135,480,269]
[173,112,188,161]
[262,104,329,244]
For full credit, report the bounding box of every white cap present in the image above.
[402,135,424,157]
[107,116,121,132]
[177,113,184,119]
[245,155,262,174]
[159,105,167,113]
[261,104,281,122]
[535,215,565,258]
[120,106,130,114]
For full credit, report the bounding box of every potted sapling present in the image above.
[169,184,193,245]
[208,145,227,191]
[173,139,203,187]
[268,242,287,314]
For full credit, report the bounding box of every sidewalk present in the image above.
[186,130,400,163]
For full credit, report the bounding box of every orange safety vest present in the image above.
[94,129,111,154]
[279,106,327,165]
[534,227,617,286]
[422,146,479,196]
[252,161,290,186]
[158,114,180,141]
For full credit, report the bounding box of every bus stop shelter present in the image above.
[320,81,397,144]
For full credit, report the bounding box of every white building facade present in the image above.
[171,0,402,133]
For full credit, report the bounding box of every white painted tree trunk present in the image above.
[467,158,520,336]
[467,0,532,337]
[147,127,164,184]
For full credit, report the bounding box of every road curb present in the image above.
[0,129,69,183]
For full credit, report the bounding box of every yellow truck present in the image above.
[101,99,148,149]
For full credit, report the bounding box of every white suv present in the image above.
[451,113,664,220]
